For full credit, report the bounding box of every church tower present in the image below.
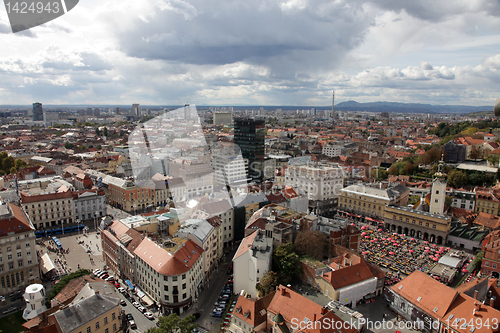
[430,156,446,215]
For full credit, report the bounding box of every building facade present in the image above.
[21,191,74,230]
[0,203,40,295]
[339,183,410,220]
[285,162,345,217]
[234,118,266,183]
[232,230,272,298]
[133,238,204,315]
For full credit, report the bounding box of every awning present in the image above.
[40,253,55,274]
[141,294,154,306]
[125,280,135,290]
[136,288,145,298]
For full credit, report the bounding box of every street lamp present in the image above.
[76,219,81,236]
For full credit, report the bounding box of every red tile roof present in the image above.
[321,260,376,289]
[0,203,34,237]
[391,270,457,318]
[233,230,259,260]
[20,190,73,203]
[232,292,275,327]
[134,238,203,276]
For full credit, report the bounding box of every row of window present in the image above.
[82,314,116,333]
[25,201,71,209]
[392,215,437,229]
[484,261,498,269]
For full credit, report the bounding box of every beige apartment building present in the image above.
[0,203,40,295]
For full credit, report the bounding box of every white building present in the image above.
[284,162,344,216]
[73,190,107,223]
[133,237,204,315]
[322,144,345,158]
[202,200,235,247]
[232,230,272,299]
[212,153,249,190]
[22,283,47,320]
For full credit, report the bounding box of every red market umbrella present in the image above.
[425,246,430,250]
[365,236,370,239]
[371,240,376,243]
[409,250,414,253]
[425,250,430,253]
[411,238,415,241]
[374,238,378,241]
[462,268,468,273]
[425,241,429,244]
[432,244,437,247]
[389,252,394,255]
[378,228,383,232]
[362,251,368,254]
[361,232,367,236]
[351,223,355,226]
[382,238,386,241]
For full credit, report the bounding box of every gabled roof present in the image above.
[473,212,500,230]
[391,270,457,318]
[322,260,376,289]
[443,293,500,333]
[232,291,275,327]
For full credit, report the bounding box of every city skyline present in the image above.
[0,0,499,106]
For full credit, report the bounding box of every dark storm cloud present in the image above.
[114,0,370,77]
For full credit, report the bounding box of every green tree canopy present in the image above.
[146,313,197,333]
[256,271,279,297]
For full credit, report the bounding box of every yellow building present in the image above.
[475,188,500,216]
[339,183,410,220]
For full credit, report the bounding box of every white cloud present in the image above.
[0,0,498,105]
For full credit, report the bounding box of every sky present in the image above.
[0,0,499,106]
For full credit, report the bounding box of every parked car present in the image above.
[129,320,137,329]
[132,301,140,308]
[11,294,23,302]
[118,287,126,293]
[127,314,134,321]
[137,306,146,313]
[120,300,127,306]
[144,312,154,320]
[2,306,17,315]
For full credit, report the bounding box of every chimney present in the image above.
[313,313,317,322]
[287,284,291,289]
[321,307,328,315]
[490,297,495,308]
[350,260,353,266]
[474,290,478,300]
[281,286,286,296]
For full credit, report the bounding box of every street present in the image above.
[182,248,236,333]
[116,288,158,332]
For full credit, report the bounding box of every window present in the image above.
[493,263,497,269]
[183,293,187,299]
[165,295,169,301]
[113,324,117,332]
[112,313,116,320]
[425,223,429,227]
[433,225,436,229]
[173,276,177,281]
[419,221,422,226]
[17,252,22,258]
[164,286,168,291]
[95,321,100,330]
[87,327,91,333]
[104,317,108,325]
[182,274,186,279]
[105,329,108,333]
[182,283,186,290]
[485,262,490,267]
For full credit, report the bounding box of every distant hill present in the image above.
[335,101,492,114]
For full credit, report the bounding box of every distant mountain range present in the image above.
[334,101,492,114]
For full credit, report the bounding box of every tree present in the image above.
[371,168,388,180]
[95,127,101,136]
[419,153,432,165]
[256,271,279,296]
[273,243,302,285]
[388,165,398,175]
[15,159,26,170]
[447,169,468,188]
[103,127,108,137]
[469,146,483,160]
[294,231,326,260]
[427,146,442,162]
[146,313,197,333]
[1,156,15,174]
[9,167,17,175]
[403,161,414,175]
[64,142,75,149]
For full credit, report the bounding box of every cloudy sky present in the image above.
[0,0,499,106]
